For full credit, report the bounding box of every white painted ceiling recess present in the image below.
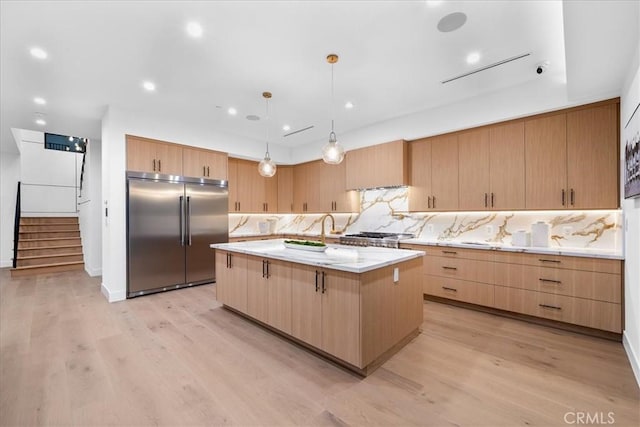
[0,1,638,159]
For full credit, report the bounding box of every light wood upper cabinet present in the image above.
[293,163,309,212]
[277,166,294,213]
[228,158,277,213]
[183,147,228,180]
[458,128,490,210]
[567,103,619,209]
[126,135,183,175]
[525,113,568,209]
[293,160,356,213]
[409,134,458,211]
[525,101,619,209]
[489,121,525,210]
[458,124,525,211]
[346,140,408,190]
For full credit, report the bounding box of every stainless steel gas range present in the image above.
[339,232,415,249]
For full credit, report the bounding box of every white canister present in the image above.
[531,221,549,247]
[512,230,531,247]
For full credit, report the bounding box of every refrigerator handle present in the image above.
[186,195,192,246]
[179,196,185,246]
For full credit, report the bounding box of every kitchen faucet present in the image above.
[320,213,341,244]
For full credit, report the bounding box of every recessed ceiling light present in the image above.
[466,52,481,64]
[282,124,291,131]
[30,47,48,59]
[228,107,237,116]
[34,97,46,105]
[344,101,354,109]
[425,1,443,6]
[186,22,203,38]
[142,81,156,91]
[35,118,46,126]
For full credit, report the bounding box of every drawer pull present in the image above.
[442,250,458,255]
[442,286,457,292]
[538,258,561,263]
[539,303,562,310]
[442,266,458,271]
[539,278,562,284]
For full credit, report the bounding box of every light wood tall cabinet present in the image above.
[126,135,183,175]
[525,101,619,209]
[345,140,408,190]
[183,147,228,180]
[409,134,459,211]
[293,160,357,213]
[228,158,277,213]
[277,166,294,213]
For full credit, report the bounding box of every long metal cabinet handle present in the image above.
[561,189,566,206]
[203,166,206,176]
[179,196,185,245]
[427,196,432,209]
[158,159,161,172]
[315,270,319,292]
[262,260,266,278]
[432,196,436,209]
[153,159,156,171]
[207,166,210,177]
[570,188,575,206]
[321,271,326,294]
[539,303,562,310]
[442,266,457,271]
[539,278,562,284]
[490,192,494,207]
[538,258,560,263]
[186,196,192,246]
[484,193,488,207]
[442,286,457,292]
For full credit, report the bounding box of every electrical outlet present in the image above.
[562,226,573,236]
[486,225,493,235]
[393,267,399,283]
[427,224,434,234]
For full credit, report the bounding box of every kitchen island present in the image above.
[210,239,425,375]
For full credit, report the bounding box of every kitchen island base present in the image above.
[213,241,425,376]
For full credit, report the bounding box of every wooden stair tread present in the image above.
[17,253,83,260]
[18,244,82,251]
[19,237,81,242]
[20,222,79,226]
[12,261,84,271]
[19,230,80,234]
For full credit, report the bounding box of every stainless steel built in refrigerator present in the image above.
[126,172,228,298]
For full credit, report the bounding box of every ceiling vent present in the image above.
[284,125,314,137]
[441,52,531,84]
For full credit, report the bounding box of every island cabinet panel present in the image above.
[246,256,270,324]
[215,251,247,313]
[291,264,324,350]
[246,256,292,333]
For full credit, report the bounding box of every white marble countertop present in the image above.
[211,239,425,273]
[402,239,624,260]
[230,232,343,239]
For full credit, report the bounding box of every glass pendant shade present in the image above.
[322,131,344,164]
[258,148,276,177]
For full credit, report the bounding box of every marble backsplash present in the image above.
[229,187,623,252]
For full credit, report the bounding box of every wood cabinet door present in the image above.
[431,134,459,210]
[293,163,309,212]
[408,138,431,211]
[277,166,294,213]
[267,259,292,334]
[489,121,525,209]
[458,128,490,210]
[291,264,322,349]
[246,256,269,323]
[155,142,183,175]
[227,158,238,212]
[321,269,361,367]
[205,150,228,180]
[567,103,619,209]
[525,114,568,209]
[304,161,323,212]
[264,174,278,213]
[235,159,261,212]
[216,251,247,312]
[345,145,374,190]
[126,136,157,173]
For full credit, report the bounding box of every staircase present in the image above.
[11,217,84,277]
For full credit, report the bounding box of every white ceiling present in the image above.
[1,1,638,156]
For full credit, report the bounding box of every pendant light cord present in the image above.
[331,62,335,133]
[265,96,270,157]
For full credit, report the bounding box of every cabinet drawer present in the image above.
[494,264,621,303]
[424,276,494,307]
[494,286,621,333]
[424,246,494,261]
[493,252,621,274]
[426,256,494,284]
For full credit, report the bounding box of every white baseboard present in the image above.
[85,266,102,277]
[101,282,126,303]
[623,331,640,388]
[0,260,12,268]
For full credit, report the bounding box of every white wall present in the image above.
[0,151,21,267]
[621,11,640,386]
[77,139,102,276]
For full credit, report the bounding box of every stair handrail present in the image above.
[12,182,21,268]
[78,150,86,198]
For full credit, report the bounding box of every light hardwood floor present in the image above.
[1,268,638,426]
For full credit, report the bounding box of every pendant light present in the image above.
[258,91,277,177]
[322,53,345,164]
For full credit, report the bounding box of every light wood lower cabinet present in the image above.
[402,244,623,334]
[215,251,247,313]
[216,252,423,373]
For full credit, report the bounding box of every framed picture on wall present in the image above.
[624,102,640,199]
